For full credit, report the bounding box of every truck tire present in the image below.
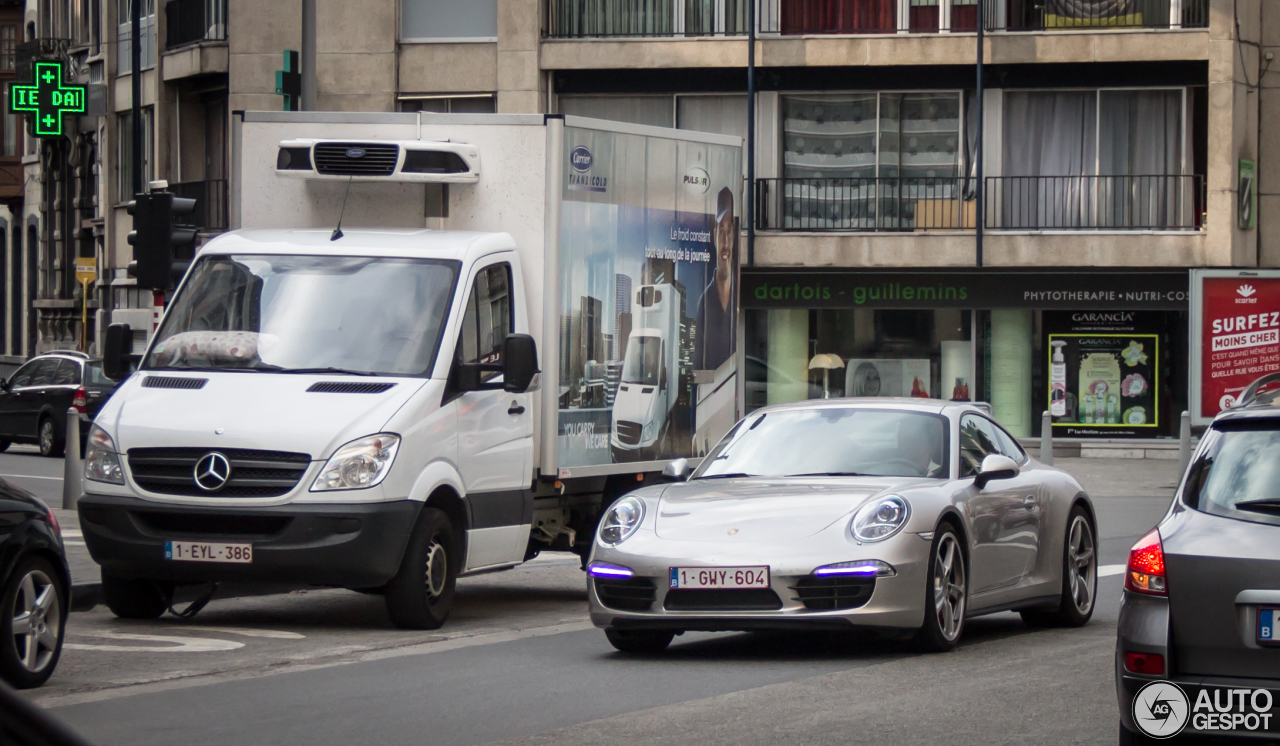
[102,574,171,619]
[384,507,457,630]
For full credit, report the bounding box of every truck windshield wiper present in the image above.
[695,472,756,480]
[1233,499,1280,515]
[271,367,379,377]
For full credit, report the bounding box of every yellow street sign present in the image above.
[75,257,96,285]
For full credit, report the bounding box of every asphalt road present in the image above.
[3,452,1182,746]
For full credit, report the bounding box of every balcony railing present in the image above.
[171,179,228,232]
[165,0,226,49]
[986,174,1204,230]
[754,174,1204,231]
[544,0,1206,36]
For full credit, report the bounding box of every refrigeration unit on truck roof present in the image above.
[275,138,481,183]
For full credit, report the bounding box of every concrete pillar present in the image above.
[1206,0,1260,266]
[497,0,543,113]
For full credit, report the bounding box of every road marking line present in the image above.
[165,626,306,640]
[63,631,245,653]
[1099,564,1125,577]
[62,540,85,546]
[40,621,595,708]
[62,529,82,537]
[0,473,61,480]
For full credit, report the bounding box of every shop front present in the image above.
[741,268,1189,439]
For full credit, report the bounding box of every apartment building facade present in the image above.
[0,0,1269,440]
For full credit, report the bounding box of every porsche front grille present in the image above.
[792,576,876,610]
[595,577,656,611]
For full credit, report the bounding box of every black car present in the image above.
[0,479,68,689]
[0,353,116,457]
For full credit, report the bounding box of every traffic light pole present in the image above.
[130,0,142,198]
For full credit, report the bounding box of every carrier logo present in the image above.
[344,147,366,159]
[684,166,710,194]
[570,146,593,172]
[1133,681,1190,738]
[1237,284,1259,304]
[193,452,231,492]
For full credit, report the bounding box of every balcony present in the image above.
[754,174,1203,232]
[165,0,226,49]
[171,179,228,233]
[543,0,1207,37]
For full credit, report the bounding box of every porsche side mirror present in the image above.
[975,454,1020,489]
[662,458,691,482]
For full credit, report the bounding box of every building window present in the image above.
[401,0,496,40]
[0,25,16,70]
[117,0,156,75]
[997,88,1189,229]
[3,108,19,157]
[117,107,154,200]
[399,95,496,114]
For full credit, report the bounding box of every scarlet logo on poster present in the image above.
[1202,278,1280,417]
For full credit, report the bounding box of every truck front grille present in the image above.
[615,420,642,446]
[127,448,312,497]
[313,143,399,176]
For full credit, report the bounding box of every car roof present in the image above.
[32,352,97,364]
[750,397,984,418]
[1216,388,1280,424]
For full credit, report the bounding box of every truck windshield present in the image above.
[145,254,459,376]
[622,337,662,386]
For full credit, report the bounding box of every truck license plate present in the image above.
[669,566,769,589]
[165,541,253,563]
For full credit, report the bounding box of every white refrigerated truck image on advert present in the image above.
[77,112,743,629]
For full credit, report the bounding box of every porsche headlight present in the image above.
[599,496,645,545]
[851,495,910,542]
[311,434,400,491]
[83,425,124,485]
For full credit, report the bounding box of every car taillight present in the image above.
[1124,652,1165,675]
[1125,528,1167,596]
[72,386,87,412]
[45,507,60,538]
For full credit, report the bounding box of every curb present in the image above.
[70,581,308,613]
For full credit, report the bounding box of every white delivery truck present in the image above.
[78,112,743,629]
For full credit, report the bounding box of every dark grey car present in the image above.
[1117,375,1280,743]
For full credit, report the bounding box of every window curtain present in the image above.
[999,91,1097,228]
[1096,89,1184,228]
[552,0,673,36]
[677,95,749,141]
[559,95,675,128]
[780,0,896,33]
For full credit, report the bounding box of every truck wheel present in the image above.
[384,507,457,630]
[604,628,674,654]
[37,417,64,458]
[102,574,171,619]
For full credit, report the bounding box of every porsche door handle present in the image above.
[1023,495,1037,509]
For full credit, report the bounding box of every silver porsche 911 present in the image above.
[587,398,1098,654]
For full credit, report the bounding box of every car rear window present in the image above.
[85,362,112,386]
[1183,424,1280,528]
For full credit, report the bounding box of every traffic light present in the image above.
[126,188,200,291]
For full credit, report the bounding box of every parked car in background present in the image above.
[0,352,117,457]
[0,478,68,688]
[1116,373,1280,743]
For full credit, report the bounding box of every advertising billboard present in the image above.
[1191,270,1280,425]
[556,124,742,467]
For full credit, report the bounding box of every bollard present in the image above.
[61,408,81,510]
[1040,410,1053,466]
[1178,410,1192,474]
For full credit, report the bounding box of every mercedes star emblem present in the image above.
[193,452,232,492]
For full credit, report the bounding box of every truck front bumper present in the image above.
[78,494,420,588]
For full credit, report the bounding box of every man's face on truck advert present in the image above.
[715,211,733,286]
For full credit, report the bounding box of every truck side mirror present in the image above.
[102,323,133,381]
[503,334,539,393]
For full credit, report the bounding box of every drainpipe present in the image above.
[974,0,984,268]
[301,0,317,111]
[746,0,756,268]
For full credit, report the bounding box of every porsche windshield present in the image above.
[695,408,950,479]
[145,254,459,376]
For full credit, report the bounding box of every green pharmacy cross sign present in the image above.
[9,60,86,138]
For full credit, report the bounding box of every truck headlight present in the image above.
[311,434,400,491]
[851,495,910,542]
[599,496,645,545]
[84,425,124,485]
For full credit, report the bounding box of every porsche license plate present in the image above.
[165,541,253,563]
[669,566,769,589]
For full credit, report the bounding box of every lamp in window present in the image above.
[808,353,845,399]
